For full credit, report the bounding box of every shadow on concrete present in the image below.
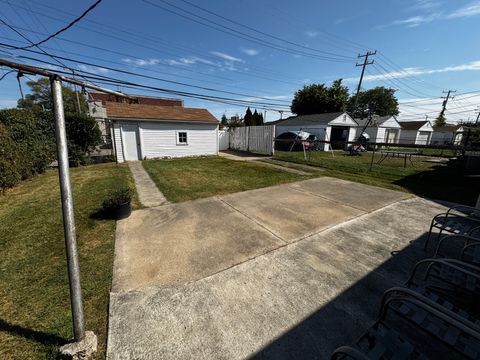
[248,231,462,359]
[0,318,67,347]
[392,163,479,206]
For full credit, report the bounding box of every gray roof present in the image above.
[432,124,462,132]
[399,121,429,130]
[271,112,349,126]
[355,115,397,127]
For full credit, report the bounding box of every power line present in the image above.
[0,42,292,105]
[13,0,103,49]
[141,0,354,62]
[353,50,376,107]
[176,0,355,60]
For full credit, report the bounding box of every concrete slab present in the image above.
[107,197,448,360]
[113,197,285,292]
[221,182,364,242]
[289,177,412,211]
[128,161,168,207]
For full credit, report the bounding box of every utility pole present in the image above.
[354,50,376,109]
[439,90,456,118]
[475,109,480,126]
[72,70,82,114]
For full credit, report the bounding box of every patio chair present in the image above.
[330,289,479,359]
[424,205,480,251]
[434,234,480,266]
[406,258,480,314]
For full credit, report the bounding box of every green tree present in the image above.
[220,113,228,129]
[257,111,264,125]
[18,78,88,114]
[291,79,349,115]
[244,107,254,126]
[65,113,102,166]
[349,86,399,118]
[434,114,446,127]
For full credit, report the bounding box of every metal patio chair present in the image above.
[434,234,480,267]
[424,205,480,251]
[330,288,480,359]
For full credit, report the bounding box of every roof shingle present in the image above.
[105,102,218,123]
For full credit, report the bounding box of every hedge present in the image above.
[0,109,54,191]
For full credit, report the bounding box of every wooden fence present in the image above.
[229,125,275,155]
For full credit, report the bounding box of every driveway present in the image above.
[107,177,446,359]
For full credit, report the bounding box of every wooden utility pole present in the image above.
[354,51,376,108]
[439,90,456,118]
[475,109,480,126]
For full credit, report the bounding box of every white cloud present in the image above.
[122,58,160,66]
[210,51,243,62]
[447,1,480,18]
[392,1,480,27]
[344,60,480,82]
[162,56,215,67]
[77,64,110,74]
[241,48,259,56]
[304,30,319,38]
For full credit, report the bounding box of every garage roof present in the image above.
[399,121,430,130]
[105,102,218,123]
[271,112,354,126]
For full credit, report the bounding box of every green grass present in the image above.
[273,151,479,205]
[0,163,138,359]
[142,156,306,202]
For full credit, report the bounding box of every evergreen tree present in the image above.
[244,107,253,126]
[252,109,259,126]
[220,113,228,129]
[434,114,446,127]
[257,111,264,125]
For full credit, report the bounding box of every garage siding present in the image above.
[140,122,218,159]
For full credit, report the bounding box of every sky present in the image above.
[0,0,479,124]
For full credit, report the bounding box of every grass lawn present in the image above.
[0,163,137,359]
[272,151,479,205]
[143,156,307,202]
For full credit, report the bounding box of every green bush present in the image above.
[0,109,54,190]
[101,187,132,209]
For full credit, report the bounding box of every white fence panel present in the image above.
[229,125,275,155]
[218,130,229,150]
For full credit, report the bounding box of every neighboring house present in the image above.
[91,100,219,162]
[88,92,183,143]
[271,112,358,151]
[398,120,434,145]
[431,125,464,145]
[355,115,402,144]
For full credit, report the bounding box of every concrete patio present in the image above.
[107,177,446,359]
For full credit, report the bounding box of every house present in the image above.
[271,112,358,151]
[90,100,219,162]
[88,92,183,143]
[355,115,402,144]
[398,120,433,145]
[431,125,464,145]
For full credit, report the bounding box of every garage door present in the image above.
[417,131,431,145]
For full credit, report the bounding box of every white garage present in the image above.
[398,120,434,145]
[103,102,219,162]
[355,115,402,144]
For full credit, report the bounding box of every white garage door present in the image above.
[417,131,431,145]
[122,124,140,161]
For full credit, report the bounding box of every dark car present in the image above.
[274,131,311,151]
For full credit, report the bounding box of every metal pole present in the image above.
[51,76,85,341]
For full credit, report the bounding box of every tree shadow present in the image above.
[392,162,479,206]
[0,318,68,347]
[248,232,464,359]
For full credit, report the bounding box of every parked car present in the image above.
[274,131,311,151]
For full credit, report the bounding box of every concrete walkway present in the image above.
[108,178,446,359]
[128,161,168,207]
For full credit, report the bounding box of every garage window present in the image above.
[177,131,188,145]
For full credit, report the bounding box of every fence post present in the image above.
[369,145,376,171]
[271,125,275,156]
[246,126,250,152]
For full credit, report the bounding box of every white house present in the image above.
[355,115,402,144]
[432,125,464,145]
[398,120,434,145]
[272,112,358,151]
[91,101,219,162]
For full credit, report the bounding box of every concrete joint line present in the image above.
[218,198,287,244]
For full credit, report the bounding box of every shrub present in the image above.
[101,187,132,209]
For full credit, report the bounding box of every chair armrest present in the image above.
[434,234,479,258]
[447,204,480,218]
[406,258,480,286]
